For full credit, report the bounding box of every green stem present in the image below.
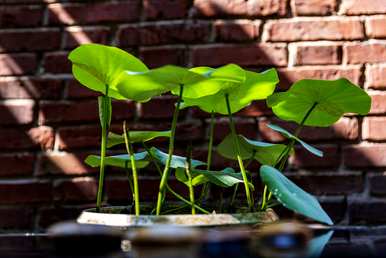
[185,159,195,215]
[143,143,209,214]
[225,94,254,210]
[199,111,215,203]
[123,121,140,216]
[156,85,184,215]
[96,126,107,212]
[125,162,135,207]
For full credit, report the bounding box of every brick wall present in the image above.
[0,0,385,231]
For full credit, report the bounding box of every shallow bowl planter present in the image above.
[77,206,279,228]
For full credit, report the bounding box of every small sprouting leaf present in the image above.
[182,68,279,114]
[217,134,287,166]
[85,152,149,169]
[68,44,148,100]
[149,147,205,169]
[267,78,371,127]
[107,131,171,148]
[260,165,333,225]
[98,96,112,130]
[267,124,323,157]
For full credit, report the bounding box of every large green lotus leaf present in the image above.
[307,231,333,258]
[68,44,148,100]
[182,68,279,114]
[107,131,171,148]
[217,133,287,166]
[267,124,323,157]
[260,165,333,225]
[116,65,206,102]
[149,147,205,169]
[267,79,371,127]
[85,152,149,169]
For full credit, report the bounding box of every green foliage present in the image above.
[182,68,279,114]
[107,131,171,148]
[266,124,323,157]
[149,147,206,169]
[85,152,149,169]
[260,165,333,225]
[217,134,287,166]
[267,79,371,127]
[98,96,112,130]
[68,44,148,100]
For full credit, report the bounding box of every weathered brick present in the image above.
[54,177,97,202]
[43,52,71,74]
[0,100,34,125]
[344,42,386,64]
[0,153,35,177]
[140,46,186,68]
[369,174,386,196]
[291,0,337,16]
[65,79,99,99]
[366,16,386,38]
[237,100,273,117]
[48,2,141,25]
[0,28,60,52]
[349,199,386,224]
[117,25,140,47]
[37,152,95,176]
[369,92,386,114]
[289,145,341,169]
[340,0,386,15]
[57,125,100,150]
[37,206,89,229]
[193,0,287,17]
[191,43,287,66]
[290,43,341,65]
[363,117,386,141]
[264,18,364,41]
[63,26,110,49]
[215,20,259,42]
[144,0,190,20]
[0,77,63,99]
[366,64,386,89]
[278,65,362,89]
[0,180,52,204]
[212,117,257,142]
[0,207,34,230]
[0,5,43,28]
[138,96,178,119]
[28,126,55,150]
[0,53,37,75]
[344,144,386,168]
[139,21,211,45]
[0,128,45,150]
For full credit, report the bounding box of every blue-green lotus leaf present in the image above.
[85,152,149,169]
[68,44,148,100]
[107,131,171,148]
[267,79,371,127]
[149,147,205,169]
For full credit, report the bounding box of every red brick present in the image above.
[278,65,362,89]
[0,100,34,125]
[117,25,140,47]
[140,46,186,68]
[48,2,141,25]
[369,92,386,114]
[369,174,386,196]
[291,0,337,15]
[0,180,52,204]
[366,64,386,89]
[264,18,364,41]
[0,53,37,75]
[288,172,363,194]
[259,117,359,142]
[57,125,100,150]
[54,177,97,202]
[344,144,386,168]
[193,0,287,17]
[0,77,63,99]
[28,126,54,150]
[37,152,95,176]
[63,26,110,49]
[65,79,99,99]
[43,52,71,74]
[363,117,386,141]
[144,0,190,20]
[237,101,273,117]
[37,206,89,229]
[289,145,340,169]
[0,153,35,177]
[344,42,386,64]
[340,0,386,15]
[215,20,259,42]
[0,128,40,150]
[0,29,60,52]
[212,117,257,142]
[349,199,386,224]
[191,43,287,66]
[138,96,178,119]
[0,207,34,230]
[0,5,43,28]
[366,16,386,38]
[175,120,205,142]
[291,43,341,65]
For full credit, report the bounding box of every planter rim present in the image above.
[77,206,279,228]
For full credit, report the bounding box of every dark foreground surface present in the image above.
[1,225,386,258]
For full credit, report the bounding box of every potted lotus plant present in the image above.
[68,44,371,227]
